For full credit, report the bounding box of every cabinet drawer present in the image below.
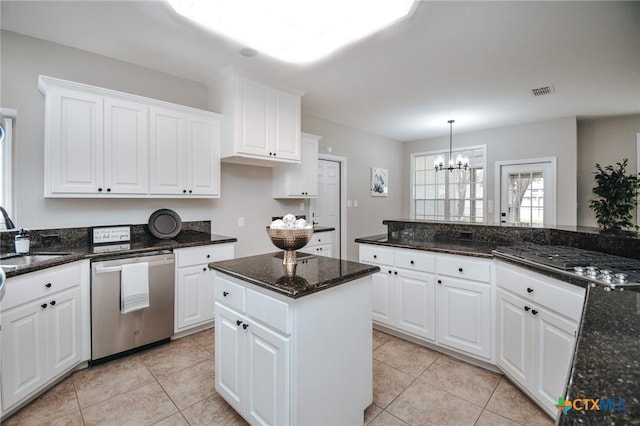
[436,255,492,283]
[395,249,435,273]
[2,261,82,310]
[176,243,234,268]
[214,273,246,313]
[299,244,332,257]
[359,245,394,266]
[496,262,585,321]
[308,232,332,247]
[246,289,290,334]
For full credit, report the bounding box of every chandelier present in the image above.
[434,120,469,172]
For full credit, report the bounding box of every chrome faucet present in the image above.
[0,206,16,230]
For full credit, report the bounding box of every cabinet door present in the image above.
[496,289,532,388]
[270,90,300,161]
[532,307,578,412]
[436,276,491,359]
[371,270,394,326]
[237,79,270,157]
[395,270,436,340]
[299,135,318,196]
[47,88,104,194]
[1,301,47,410]
[103,98,149,194]
[46,287,82,378]
[176,266,213,331]
[149,107,186,194]
[214,303,245,413]
[245,321,290,426]
[187,114,220,196]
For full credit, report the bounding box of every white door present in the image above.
[246,321,289,426]
[214,304,244,413]
[187,114,220,196]
[436,276,491,359]
[496,289,531,388]
[176,267,210,331]
[496,159,556,226]
[532,307,577,411]
[371,270,394,326]
[1,302,47,409]
[395,270,436,340]
[312,159,341,258]
[48,88,104,194]
[46,287,82,378]
[104,98,148,194]
[237,79,270,157]
[270,91,300,161]
[149,107,186,195]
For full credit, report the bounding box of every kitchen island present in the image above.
[209,252,379,425]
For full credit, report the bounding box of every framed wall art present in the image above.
[371,167,388,196]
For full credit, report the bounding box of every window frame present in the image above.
[410,144,487,223]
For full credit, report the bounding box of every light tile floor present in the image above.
[3,329,553,425]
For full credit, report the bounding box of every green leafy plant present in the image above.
[589,158,640,231]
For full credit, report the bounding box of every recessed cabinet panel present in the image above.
[47,88,104,194]
[149,107,185,194]
[271,92,301,161]
[104,98,149,194]
[239,80,270,156]
[189,115,220,195]
[495,289,530,387]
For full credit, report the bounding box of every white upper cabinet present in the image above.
[210,67,303,166]
[272,133,319,198]
[39,75,220,198]
[45,87,105,195]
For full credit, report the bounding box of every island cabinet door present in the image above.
[245,321,290,426]
[214,303,245,413]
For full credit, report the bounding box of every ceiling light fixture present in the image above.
[165,0,416,63]
[434,120,468,172]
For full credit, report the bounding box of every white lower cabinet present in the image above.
[299,231,334,258]
[435,255,493,360]
[360,245,436,341]
[213,271,372,425]
[496,260,585,419]
[1,260,90,415]
[359,245,492,360]
[174,243,235,333]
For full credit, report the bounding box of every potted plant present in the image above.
[589,158,640,233]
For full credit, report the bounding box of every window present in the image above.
[412,147,485,222]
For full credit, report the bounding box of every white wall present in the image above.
[0,31,403,260]
[302,115,403,260]
[577,114,640,227]
[402,117,578,226]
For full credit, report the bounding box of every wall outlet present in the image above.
[347,200,353,207]
[238,217,245,227]
[354,200,358,208]
[299,202,305,211]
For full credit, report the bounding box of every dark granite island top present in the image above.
[208,252,380,298]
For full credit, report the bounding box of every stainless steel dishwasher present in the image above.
[91,250,174,362]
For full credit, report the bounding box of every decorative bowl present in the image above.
[266,226,313,276]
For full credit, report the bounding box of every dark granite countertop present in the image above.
[559,284,640,425]
[357,233,640,423]
[3,231,237,278]
[355,234,496,258]
[209,252,379,299]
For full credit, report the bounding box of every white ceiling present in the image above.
[1,1,639,141]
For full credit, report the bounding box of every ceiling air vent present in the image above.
[531,85,555,97]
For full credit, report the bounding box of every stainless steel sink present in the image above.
[0,253,71,270]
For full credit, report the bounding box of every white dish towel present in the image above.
[120,262,149,314]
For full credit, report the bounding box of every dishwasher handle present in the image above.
[93,258,175,274]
